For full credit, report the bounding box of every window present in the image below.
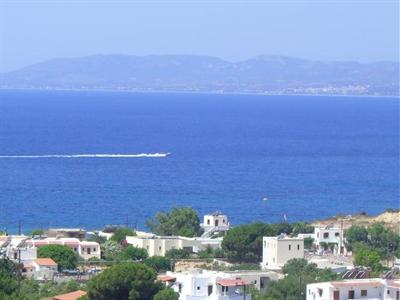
[14,252,17,259]
[159,246,162,251]
[207,219,210,225]
[222,286,229,292]
[178,284,182,293]
[289,245,291,251]
[323,232,329,239]
[318,288,323,297]
[297,244,300,250]
[335,232,340,237]
[387,290,390,294]
[208,285,213,296]
[223,219,226,223]
[197,286,200,290]
[93,248,96,252]
[361,290,367,297]
[348,290,355,299]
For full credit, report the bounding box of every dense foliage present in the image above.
[221,222,312,262]
[146,207,203,237]
[345,223,399,264]
[254,259,338,300]
[37,244,78,271]
[0,260,82,300]
[30,229,45,236]
[143,256,172,272]
[165,248,191,259]
[353,243,384,272]
[86,263,163,300]
[122,245,148,261]
[0,259,20,299]
[153,287,179,300]
[101,240,122,261]
[110,228,136,244]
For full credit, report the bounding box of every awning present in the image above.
[216,278,248,287]
[158,275,176,282]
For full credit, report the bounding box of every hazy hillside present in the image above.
[1,55,398,96]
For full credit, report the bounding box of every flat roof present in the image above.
[330,280,384,288]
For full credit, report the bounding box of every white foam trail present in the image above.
[0,153,170,158]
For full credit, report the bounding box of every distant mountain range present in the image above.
[1,55,399,96]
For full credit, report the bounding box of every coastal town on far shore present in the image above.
[1,208,399,300]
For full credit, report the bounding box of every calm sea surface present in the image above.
[0,90,398,232]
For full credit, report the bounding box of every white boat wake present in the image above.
[0,153,170,158]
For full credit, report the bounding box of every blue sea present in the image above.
[0,90,398,233]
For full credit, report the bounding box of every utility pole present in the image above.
[125,215,129,228]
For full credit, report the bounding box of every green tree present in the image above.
[37,245,78,271]
[271,222,293,236]
[165,248,191,259]
[111,228,136,244]
[143,256,172,272]
[101,240,122,261]
[17,279,40,300]
[261,259,338,300]
[344,225,369,251]
[146,207,202,237]
[221,222,275,262]
[0,259,19,298]
[86,263,162,300]
[353,243,383,272]
[304,237,314,250]
[122,246,148,261]
[87,232,107,245]
[30,229,45,236]
[345,223,400,261]
[154,287,179,300]
[291,222,314,236]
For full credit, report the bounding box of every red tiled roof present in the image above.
[158,275,176,282]
[35,258,57,266]
[216,278,248,287]
[51,290,87,300]
[331,280,384,288]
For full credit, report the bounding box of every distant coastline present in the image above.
[1,54,398,97]
[1,87,399,99]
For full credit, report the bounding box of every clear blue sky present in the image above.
[0,0,398,72]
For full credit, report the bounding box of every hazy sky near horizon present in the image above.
[0,0,399,72]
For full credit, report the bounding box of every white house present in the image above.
[23,258,58,281]
[306,278,400,300]
[160,270,252,300]
[7,246,37,262]
[262,235,304,270]
[126,234,222,257]
[314,226,347,256]
[224,270,283,292]
[0,235,37,262]
[26,238,101,260]
[201,212,230,237]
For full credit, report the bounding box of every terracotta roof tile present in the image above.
[35,258,57,266]
[216,278,248,287]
